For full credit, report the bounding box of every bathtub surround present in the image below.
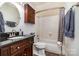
[35,8,62,54]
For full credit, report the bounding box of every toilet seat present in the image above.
[34,42,46,56]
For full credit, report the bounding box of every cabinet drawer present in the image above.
[0,46,10,56]
[11,40,27,54]
[11,43,18,54]
[18,40,27,49]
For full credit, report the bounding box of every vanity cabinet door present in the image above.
[10,42,18,55]
[0,46,10,56]
[22,45,33,56]
[11,40,27,56]
[22,39,33,56]
[26,45,33,56]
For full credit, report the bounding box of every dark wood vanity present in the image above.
[0,36,34,56]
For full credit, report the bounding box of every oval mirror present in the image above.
[0,2,20,27]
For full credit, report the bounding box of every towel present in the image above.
[0,12,5,32]
[64,8,75,38]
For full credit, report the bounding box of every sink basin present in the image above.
[8,36,26,40]
[0,40,12,46]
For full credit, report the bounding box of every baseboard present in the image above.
[45,51,65,56]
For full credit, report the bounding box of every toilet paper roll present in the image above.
[57,41,62,47]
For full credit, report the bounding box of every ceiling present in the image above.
[28,2,65,12]
[17,2,65,12]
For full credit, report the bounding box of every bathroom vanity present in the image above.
[0,35,34,56]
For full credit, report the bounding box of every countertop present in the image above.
[0,34,34,47]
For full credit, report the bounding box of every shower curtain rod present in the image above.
[36,7,65,13]
[72,3,79,8]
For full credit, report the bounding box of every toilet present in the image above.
[34,42,46,56]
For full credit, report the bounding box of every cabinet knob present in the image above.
[24,54,27,56]
[17,47,20,49]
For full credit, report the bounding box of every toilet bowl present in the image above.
[34,42,46,56]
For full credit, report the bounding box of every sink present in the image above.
[8,36,26,40]
[8,34,34,41]
[0,36,27,45]
[0,40,12,46]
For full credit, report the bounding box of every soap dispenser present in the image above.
[19,29,23,36]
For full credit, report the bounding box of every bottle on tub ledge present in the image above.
[19,29,23,36]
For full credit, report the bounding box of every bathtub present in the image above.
[33,38,64,55]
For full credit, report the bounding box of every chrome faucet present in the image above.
[12,29,16,36]
[12,29,16,32]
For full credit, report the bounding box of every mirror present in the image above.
[0,2,20,27]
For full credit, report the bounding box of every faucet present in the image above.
[12,29,16,36]
[12,29,16,32]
